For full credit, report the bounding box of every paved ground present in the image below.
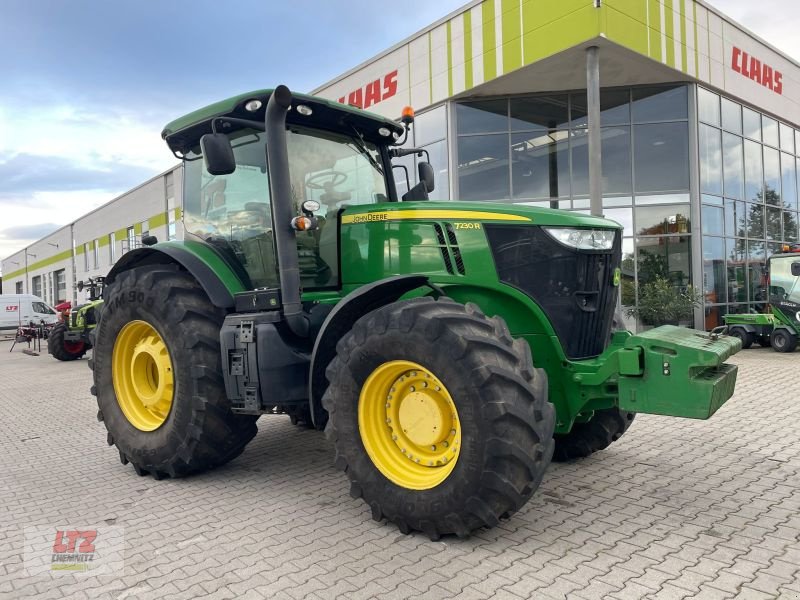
[1,341,799,600]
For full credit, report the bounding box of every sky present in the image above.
[1,0,799,264]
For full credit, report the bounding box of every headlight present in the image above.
[543,227,615,250]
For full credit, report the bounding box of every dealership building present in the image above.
[3,0,800,330]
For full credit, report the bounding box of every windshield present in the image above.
[770,256,800,305]
[183,125,388,290]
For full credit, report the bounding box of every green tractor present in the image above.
[48,278,104,361]
[724,249,800,353]
[91,86,741,539]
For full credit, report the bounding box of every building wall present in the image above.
[1,165,182,306]
[313,0,800,129]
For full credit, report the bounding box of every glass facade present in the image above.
[453,85,692,328]
[697,87,800,328]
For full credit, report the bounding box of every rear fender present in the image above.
[105,241,247,308]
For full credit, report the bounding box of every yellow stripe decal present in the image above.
[341,210,531,224]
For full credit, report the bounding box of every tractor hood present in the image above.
[340,201,624,230]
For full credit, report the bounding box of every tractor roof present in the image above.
[162,89,405,155]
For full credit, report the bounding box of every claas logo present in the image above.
[337,70,398,109]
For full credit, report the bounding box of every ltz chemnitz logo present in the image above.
[24,525,124,576]
[51,530,97,571]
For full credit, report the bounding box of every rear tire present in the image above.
[323,297,555,539]
[91,264,257,478]
[771,328,798,353]
[48,322,87,360]
[553,408,636,462]
[728,326,754,349]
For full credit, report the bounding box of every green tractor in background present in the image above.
[91,85,741,539]
[724,248,800,353]
[48,277,104,361]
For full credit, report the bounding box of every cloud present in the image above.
[0,153,159,198]
[0,223,61,240]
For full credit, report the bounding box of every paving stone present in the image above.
[1,344,798,600]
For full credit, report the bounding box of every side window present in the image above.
[287,128,388,290]
[32,302,54,314]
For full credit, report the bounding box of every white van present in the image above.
[0,294,59,331]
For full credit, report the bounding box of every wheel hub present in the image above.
[113,321,174,431]
[358,360,461,490]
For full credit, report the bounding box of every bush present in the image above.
[626,277,703,326]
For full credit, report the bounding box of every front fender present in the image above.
[308,275,431,428]
[106,240,247,308]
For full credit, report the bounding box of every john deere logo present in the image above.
[612,268,621,287]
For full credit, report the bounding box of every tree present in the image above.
[626,277,703,327]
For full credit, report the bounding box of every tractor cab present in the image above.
[163,88,430,293]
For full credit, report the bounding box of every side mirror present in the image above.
[418,161,435,193]
[200,133,236,175]
[792,262,800,277]
[77,281,84,292]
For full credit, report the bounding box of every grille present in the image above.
[485,225,621,359]
[445,224,466,275]
[433,224,454,274]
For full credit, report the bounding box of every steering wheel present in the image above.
[306,170,348,190]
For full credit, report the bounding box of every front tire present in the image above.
[728,326,754,349]
[553,408,636,462]
[323,297,555,539]
[48,322,87,360]
[771,328,798,353]
[91,264,257,478]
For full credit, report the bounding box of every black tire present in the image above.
[91,264,258,479]
[728,326,754,349]
[47,322,87,360]
[323,297,555,539]
[771,328,798,353]
[552,408,636,462]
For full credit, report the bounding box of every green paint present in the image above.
[664,0,675,67]
[679,0,688,72]
[693,1,700,76]
[154,240,247,297]
[482,0,497,82]
[521,0,603,66]
[501,0,522,74]
[617,326,739,418]
[446,21,453,97]
[134,223,143,235]
[463,9,473,90]
[148,211,169,230]
[334,200,736,430]
[162,88,400,141]
[115,227,128,240]
[649,0,662,62]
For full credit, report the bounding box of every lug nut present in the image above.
[431,445,436,451]
[409,386,415,392]
[386,418,391,424]
[443,441,449,448]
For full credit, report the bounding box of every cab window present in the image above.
[287,127,387,289]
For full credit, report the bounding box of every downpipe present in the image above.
[265,85,308,337]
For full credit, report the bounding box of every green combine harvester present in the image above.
[91,85,741,539]
[724,248,800,353]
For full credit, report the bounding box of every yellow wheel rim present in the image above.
[358,360,461,490]
[112,320,174,432]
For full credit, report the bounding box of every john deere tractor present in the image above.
[91,86,741,539]
[724,248,800,353]
[49,278,104,361]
